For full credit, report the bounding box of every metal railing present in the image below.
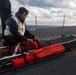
[0,15,76,30]
[26,15,76,28]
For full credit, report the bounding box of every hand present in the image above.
[27,38,34,44]
[34,36,39,41]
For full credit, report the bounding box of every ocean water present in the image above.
[26,25,61,30]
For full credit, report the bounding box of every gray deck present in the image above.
[31,26,76,39]
[1,26,76,75]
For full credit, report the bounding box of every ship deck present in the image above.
[1,26,76,75]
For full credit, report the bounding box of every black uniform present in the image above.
[0,0,12,37]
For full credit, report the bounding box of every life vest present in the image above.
[4,16,25,36]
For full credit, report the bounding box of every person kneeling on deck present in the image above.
[3,7,38,46]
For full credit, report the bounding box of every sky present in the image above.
[10,0,76,26]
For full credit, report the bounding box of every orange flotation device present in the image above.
[34,43,65,60]
[12,43,65,68]
[12,54,35,68]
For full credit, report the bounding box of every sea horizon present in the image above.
[26,25,62,30]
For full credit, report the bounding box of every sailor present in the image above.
[3,7,38,46]
[0,0,12,37]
